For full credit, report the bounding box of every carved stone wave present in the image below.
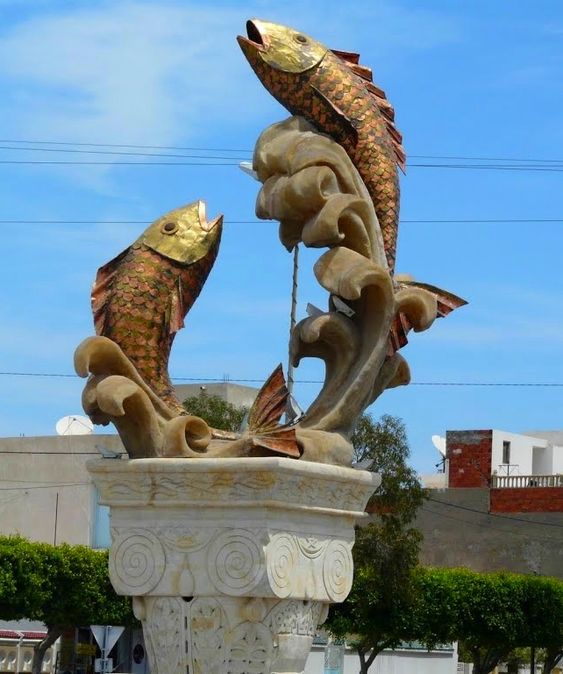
[254,116,438,465]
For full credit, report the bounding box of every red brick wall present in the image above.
[490,487,563,513]
[447,430,492,488]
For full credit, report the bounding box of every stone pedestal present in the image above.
[88,457,379,674]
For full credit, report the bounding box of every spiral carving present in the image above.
[208,530,265,595]
[322,541,353,601]
[109,530,165,594]
[267,534,300,599]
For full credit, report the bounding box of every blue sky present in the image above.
[0,0,562,473]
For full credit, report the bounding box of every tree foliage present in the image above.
[183,393,247,432]
[352,413,425,524]
[327,413,425,673]
[0,536,135,674]
[410,568,563,674]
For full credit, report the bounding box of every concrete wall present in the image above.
[416,488,563,577]
[174,382,258,409]
[304,644,458,674]
[0,434,123,546]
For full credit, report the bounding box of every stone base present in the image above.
[88,457,379,674]
[134,595,326,674]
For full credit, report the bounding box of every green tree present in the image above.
[327,414,426,673]
[410,568,563,674]
[0,536,135,674]
[183,392,247,432]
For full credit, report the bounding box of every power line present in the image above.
[0,145,250,161]
[5,146,563,171]
[410,153,563,164]
[0,138,251,153]
[3,139,563,165]
[426,497,563,528]
[2,159,563,172]
[0,160,240,166]
[0,482,90,491]
[0,218,561,225]
[1,371,563,387]
[419,505,563,543]
[411,382,563,387]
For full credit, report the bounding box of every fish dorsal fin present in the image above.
[331,49,360,64]
[350,63,373,81]
[365,83,407,172]
[311,85,359,145]
[331,49,407,172]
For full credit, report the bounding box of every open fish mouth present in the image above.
[237,19,267,51]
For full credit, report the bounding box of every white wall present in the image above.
[492,431,548,476]
[552,445,563,473]
[304,645,458,674]
[0,434,123,546]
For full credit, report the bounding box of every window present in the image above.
[502,440,511,465]
[91,486,111,549]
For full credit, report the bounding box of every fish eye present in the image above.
[162,221,178,235]
[294,34,308,44]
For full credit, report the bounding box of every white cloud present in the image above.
[0,0,459,147]
[0,2,258,146]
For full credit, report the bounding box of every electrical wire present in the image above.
[1,159,563,171]
[0,371,563,387]
[426,497,563,528]
[419,505,563,543]
[0,145,250,160]
[0,138,252,153]
[3,139,563,165]
[0,482,90,491]
[0,218,561,225]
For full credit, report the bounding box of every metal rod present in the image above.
[287,244,299,403]
[53,492,59,546]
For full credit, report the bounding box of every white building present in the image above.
[492,430,563,479]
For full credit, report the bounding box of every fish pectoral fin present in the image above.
[92,247,131,335]
[310,85,359,146]
[166,281,186,335]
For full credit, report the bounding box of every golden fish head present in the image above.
[237,19,328,74]
[139,200,222,265]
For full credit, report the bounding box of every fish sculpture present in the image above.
[238,19,466,350]
[92,200,222,414]
[90,200,300,458]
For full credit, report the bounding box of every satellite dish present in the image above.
[432,434,447,457]
[56,415,94,436]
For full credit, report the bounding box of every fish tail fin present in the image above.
[246,364,301,458]
[390,281,467,353]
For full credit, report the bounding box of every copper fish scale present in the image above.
[94,241,219,413]
[253,51,400,272]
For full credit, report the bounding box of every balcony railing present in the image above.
[491,474,563,489]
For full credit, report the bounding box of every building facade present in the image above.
[446,429,563,512]
[417,428,563,577]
